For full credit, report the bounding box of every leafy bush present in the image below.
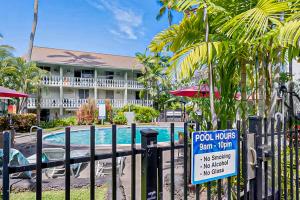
[118,105,159,123]
[0,114,37,132]
[40,116,77,129]
[135,106,159,123]
[105,99,113,123]
[76,99,97,125]
[113,112,127,125]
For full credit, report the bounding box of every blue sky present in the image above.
[0,0,182,57]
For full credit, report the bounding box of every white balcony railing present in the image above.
[63,77,95,87]
[28,98,60,108]
[27,98,153,109]
[42,76,143,89]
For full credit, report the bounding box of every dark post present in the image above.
[249,116,263,200]
[112,124,117,200]
[36,128,43,200]
[90,126,95,200]
[131,123,136,200]
[141,129,158,200]
[3,131,11,200]
[65,127,71,200]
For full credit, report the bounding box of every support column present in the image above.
[124,72,128,105]
[59,66,63,116]
[94,69,98,101]
[140,129,158,200]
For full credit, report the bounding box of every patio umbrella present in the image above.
[0,86,29,98]
[170,84,221,99]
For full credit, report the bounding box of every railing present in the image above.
[2,118,298,199]
[42,76,143,89]
[96,79,126,88]
[27,98,153,108]
[27,98,60,108]
[42,76,61,86]
[63,77,94,87]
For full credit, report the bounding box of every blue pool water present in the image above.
[43,127,184,145]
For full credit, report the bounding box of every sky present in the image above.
[0,0,182,57]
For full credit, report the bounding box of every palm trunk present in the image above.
[204,4,217,129]
[241,60,247,121]
[27,0,38,61]
[258,56,265,117]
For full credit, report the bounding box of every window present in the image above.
[79,89,89,99]
[40,66,51,72]
[105,90,114,99]
[105,71,114,79]
[136,91,141,100]
[82,70,94,78]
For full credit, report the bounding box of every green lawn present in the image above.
[7,185,108,200]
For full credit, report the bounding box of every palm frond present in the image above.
[220,0,289,43]
[279,20,300,47]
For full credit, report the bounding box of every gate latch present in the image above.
[257,145,272,162]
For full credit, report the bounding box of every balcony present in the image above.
[27,98,153,109]
[42,76,144,89]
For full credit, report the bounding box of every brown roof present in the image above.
[30,46,142,70]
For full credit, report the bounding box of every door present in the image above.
[105,90,114,99]
[105,71,114,79]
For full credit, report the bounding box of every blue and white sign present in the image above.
[98,103,106,120]
[191,129,238,185]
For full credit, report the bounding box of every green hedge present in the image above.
[40,116,77,129]
[113,112,127,125]
[119,104,159,123]
[0,114,37,132]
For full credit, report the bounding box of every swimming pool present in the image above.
[43,127,184,145]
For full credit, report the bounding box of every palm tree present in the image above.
[0,58,47,115]
[27,0,39,61]
[156,0,175,26]
[150,0,299,124]
[136,52,171,111]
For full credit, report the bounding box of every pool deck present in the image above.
[10,122,205,199]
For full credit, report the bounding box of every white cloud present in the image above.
[85,0,143,40]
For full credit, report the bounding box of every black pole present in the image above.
[2,131,10,200]
[140,129,158,200]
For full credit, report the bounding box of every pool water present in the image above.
[43,127,184,145]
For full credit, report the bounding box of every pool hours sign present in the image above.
[191,129,238,185]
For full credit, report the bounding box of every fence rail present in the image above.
[1,117,300,199]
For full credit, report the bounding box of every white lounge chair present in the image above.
[96,157,126,177]
[43,148,88,178]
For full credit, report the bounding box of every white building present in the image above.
[27,46,152,120]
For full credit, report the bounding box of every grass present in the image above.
[7,185,108,200]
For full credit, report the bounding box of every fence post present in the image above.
[249,116,263,200]
[141,129,158,200]
[3,131,11,200]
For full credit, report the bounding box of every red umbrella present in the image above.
[170,84,221,99]
[0,86,29,98]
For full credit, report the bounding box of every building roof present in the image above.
[30,46,143,70]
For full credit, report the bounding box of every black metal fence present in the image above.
[1,117,300,199]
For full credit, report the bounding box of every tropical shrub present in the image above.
[0,114,37,132]
[76,99,97,125]
[113,112,127,125]
[119,105,159,123]
[105,99,113,123]
[40,116,77,129]
[135,106,160,123]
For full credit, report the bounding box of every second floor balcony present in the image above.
[27,98,153,109]
[42,76,144,89]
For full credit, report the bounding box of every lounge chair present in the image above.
[42,148,88,178]
[175,132,184,168]
[96,157,126,177]
[0,148,35,179]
